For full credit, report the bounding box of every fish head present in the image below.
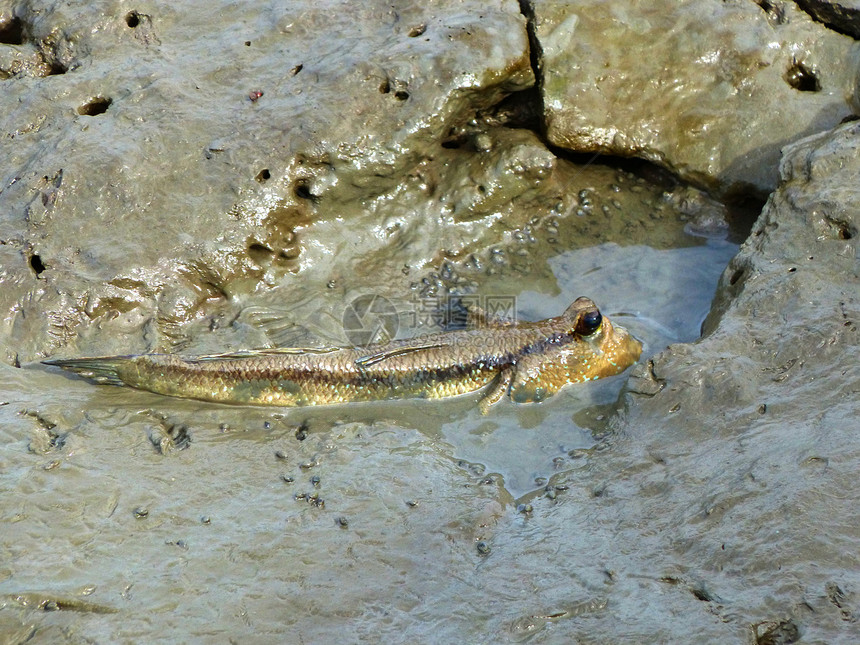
[560,297,643,382]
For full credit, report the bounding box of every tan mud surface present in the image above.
[1,1,859,643]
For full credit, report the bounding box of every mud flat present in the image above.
[0,1,858,642]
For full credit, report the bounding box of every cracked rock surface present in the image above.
[796,0,860,38]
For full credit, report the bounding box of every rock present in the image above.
[602,120,860,641]
[534,0,860,197]
[795,0,860,38]
[0,0,532,363]
[626,117,860,437]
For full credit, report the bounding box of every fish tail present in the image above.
[42,356,131,386]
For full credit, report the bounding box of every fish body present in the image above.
[43,297,642,411]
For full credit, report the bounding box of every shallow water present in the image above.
[0,221,736,640]
[440,238,738,498]
[1,101,743,640]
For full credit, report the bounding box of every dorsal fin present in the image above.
[189,346,341,362]
[464,305,515,329]
[354,343,448,369]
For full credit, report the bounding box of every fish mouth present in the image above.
[627,332,644,361]
[610,323,644,367]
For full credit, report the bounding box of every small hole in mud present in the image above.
[394,90,410,101]
[690,587,715,602]
[784,61,820,92]
[247,242,273,263]
[47,61,67,76]
[729,269,744,286]
[837,225,853,240]
[29,253,45,275]
[788,267,796,273]
[0,16,24,45]
[125,11,141,28]
[77,97,112,116]
[488,88,543,131]
[293,180,316,201]
[441,139,463,149]
[379,80,390,94]
[255,168,271,183]
[244,40,251,46]
[754,0,786,23]
[722,191,766,242]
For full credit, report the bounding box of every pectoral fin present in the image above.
[478,367,513,415]
[509,349,572,403]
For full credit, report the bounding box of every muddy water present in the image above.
[0,166,737,641]
[446,238,737,498]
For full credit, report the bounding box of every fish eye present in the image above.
[576,309,602,336]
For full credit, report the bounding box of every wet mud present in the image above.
[1,1,859,643]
